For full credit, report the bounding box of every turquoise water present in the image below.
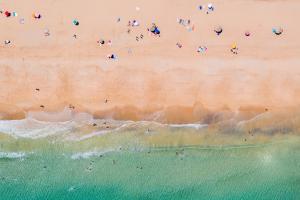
[0,139,299,200]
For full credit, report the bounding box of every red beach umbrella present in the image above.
[4,11,11,17]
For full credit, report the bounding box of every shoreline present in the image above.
[0,107,299,146]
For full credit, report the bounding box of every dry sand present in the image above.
[0,0,300,123]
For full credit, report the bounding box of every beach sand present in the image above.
[1,2,300,197]
[0,0,300,124]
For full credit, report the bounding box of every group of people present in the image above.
[199,3,215,14]
[1,4,284,59]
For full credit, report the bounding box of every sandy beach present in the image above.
[1,2,300,198]
[0,0,300,123]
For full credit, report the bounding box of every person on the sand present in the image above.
[44,29,50,36]
[230,43,238,54]
[107,54,117,59]
[176,43,183,48]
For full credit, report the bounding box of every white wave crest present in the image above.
[0,107,208,140]
[167,123,208,129]
[0,107,95,139]
[0,152,27,159]
[71,149,116,160]
[26,107,93,123]
[0,118,75,139]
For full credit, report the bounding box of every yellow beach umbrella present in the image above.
[231,43,237,49]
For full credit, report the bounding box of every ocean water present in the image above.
[0,111,299,199]
[0,137,299,200]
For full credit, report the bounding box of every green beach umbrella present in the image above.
[73,19,79,26]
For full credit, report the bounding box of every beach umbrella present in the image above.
[150,23,160,34]
[132,20,139,27]
[214,26,223,35]
[98,39,105,45]
[4,40,11,45]
[197,46,207,53]
[73,19,79,26]
[33,13,41,19]
[231,43,237,49]
[4,11,11,17]
[273,27,283,35]
[150,26,156,33]
[154,27,160,35]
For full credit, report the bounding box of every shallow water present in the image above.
[0,137,299,200]
[0,112,299,199]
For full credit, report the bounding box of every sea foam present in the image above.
[0,151,27,159]
[167,123,208,129]
[0,107,208,140]
[0,118,75,139]
[70,149,116,160]
[0,107,93,139]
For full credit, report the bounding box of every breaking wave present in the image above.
[168,123,208,129]
[0,118,75,139]
[70,149,117,160]
[0,108,208,140]
[0,152,27,159]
